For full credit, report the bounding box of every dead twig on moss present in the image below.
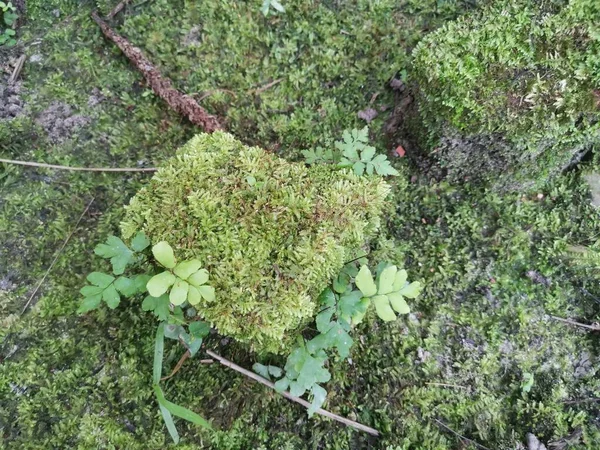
[433,418,491,450]
[21,198,95,315]
[251,78,284,95]
[0,158,157,172]
[205,349,379,436]
[549,315,600,331]
[91,12,222,132]
[106,0,130,19]
[9,55,26,84]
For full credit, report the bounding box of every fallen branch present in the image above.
[205,349,379,436]
[21,198,95,314]
[0,158,157,172]
[9,55,26,84]
[549,315,600,331]
[91,12,222,132]
[251,78,283,95]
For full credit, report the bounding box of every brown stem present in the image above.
[91,12,222,132]
[205,349,379,437]
[549,315,600,331]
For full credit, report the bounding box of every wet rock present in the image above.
[527,433,548,450]
[357,107,378,123]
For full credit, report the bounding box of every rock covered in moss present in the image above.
[121,132,390,353]
[410,0,600,189]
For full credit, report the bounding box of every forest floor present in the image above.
[1,1,599,449]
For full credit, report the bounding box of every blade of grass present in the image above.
[153,323,180,443]
[153,384,212,430]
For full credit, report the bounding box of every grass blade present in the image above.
[153,323,165,384]
[159,403,180,444]
[153,384,212,430]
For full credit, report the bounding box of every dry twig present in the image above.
[549,315,600,331]
[0,158,157,172]
[91,12,222,132]
[251,78,284,95]
[21,198,95,314]
[205,349,379,436]
[9,55,26,84]
[433,418,491,450]
[106,0,130,19]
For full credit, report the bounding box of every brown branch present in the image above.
[0,158,157,172]
[251,78,284,95]
[106,0,129,19]
[21,198,95,314]
[161,350,190,381]
[433,418,491,450]
[549,315,600,331]
[91,12,222,132]
[9,55,26,84]
[205,349,379,437]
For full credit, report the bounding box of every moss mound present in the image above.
[121,132,389,354]
[410,0,600,188]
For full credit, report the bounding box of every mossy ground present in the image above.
[1,0,599,449]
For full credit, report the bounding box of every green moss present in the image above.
[410,0,600,188]
[121,132,389,354]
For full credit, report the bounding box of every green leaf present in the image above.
[153,323,165,384]
[142,294,170,321]
[253,363,271,380]
[399,281,422,299]
[352,161,366,176]
[186,337,203,357]
[188,269,209,287]
[326,323,353,358]
[132,274,152,293]
[521,372,535,393]
[268,366,283,378]
[270,0,285,12]
[308,384,327,416]
[392,269,408,291]
[333,272,350,294]
[337,289,363,318]
[355,265,377,297]
[159,403,180,444]
[315,288,336,333]
[87,272,115,288]
[274,378,289,392]
[77,295,102,313]
[170,279,189,305]
[187,285,202,305]
[360,146,376,162]
[152,241,176,269]
[94,236,134,275]
[387,292,410,314]
[371,154,399,176]
[153,384,212,430]
[372,295,396,321]
[377,265,397,295]
[351,298,371,325]
[173,260,203,280]
[130,232,151,252]
[80,285,104,297]
[102,284,120,309]
[164,324,185,340]
[189,321,211,338]
[197,285,215,302]
[147,271,176,297]
[114,277,137,297]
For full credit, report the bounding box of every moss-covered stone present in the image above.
[121,132,389,354]
[409,0,600,189]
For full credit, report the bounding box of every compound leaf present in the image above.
[308,384,327,417]
[399,281,422,299]
[147,271,176,297]
[169,279,189,306]
[77,295,102,313]
[87,272,115,288]
[355,265,377,297]
[173,260,202,280]
[372,295,396,322]
[152,241,176,269]
[131,232,151,252]
[102,284,120,309]
[377,265,397,295]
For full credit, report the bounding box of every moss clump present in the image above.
[410,0,600,188]
[121,132,389,354]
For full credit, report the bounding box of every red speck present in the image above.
[395,145,406,157]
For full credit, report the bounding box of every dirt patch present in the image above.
[35,102,90,143]
[0,78,24,120]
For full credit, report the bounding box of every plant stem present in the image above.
[0,158,157,172]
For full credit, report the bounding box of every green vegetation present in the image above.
[411,0,600,188]
[0,1,18,46]
[121,131,389,354]
[1,0,599,448]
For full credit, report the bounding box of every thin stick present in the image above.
[433,418,491,450]
[91,12,222,132]
[205,349,379,436]
[252,78,283,95]
[0,158,157,172]
[161,350,190,381]
[106,0,129,19]
[549,315,600,331]
[562,398,600,405]
[21,198,95,314]
[9,55,26,83]
[426,382,468,390]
